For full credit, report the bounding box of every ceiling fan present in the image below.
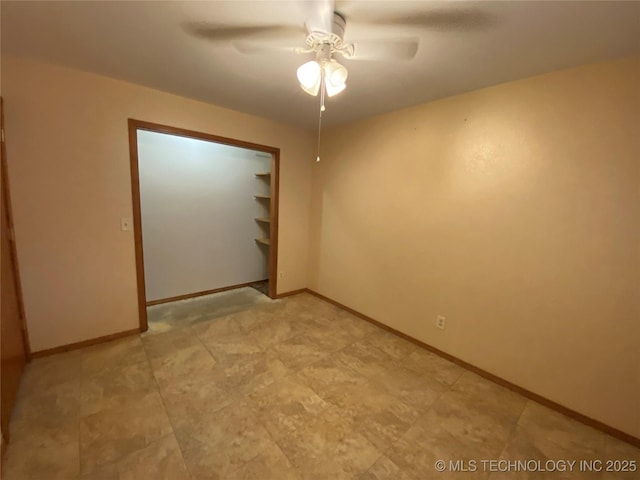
[185,0,495,159]
[185,0,495,94]
[191,8,417,99]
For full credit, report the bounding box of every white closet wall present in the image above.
[138,130,270,301]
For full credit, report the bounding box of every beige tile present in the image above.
[79,390,173,474]
[360,455,413,480]
[11,377,81,433]
[291,315,333,338]
[79,434,190,480]
[79,463,119,480]
[387,414,491,480]
[518,401,607,458]
[141,326,202,361]
[276,406,382,479]
[149,343,217,388]
[173,398,260,447]
[494,426,603,480]
[199,330,263,363]
[225,437,300,480]
[358,415,419,457]
[192,305,280,342]
[296,357,369,404]
[81,336,147,378]
[332,341,399,379]
[176,400,275,479]
[371,362,446,413]
[270,332,330,370]
[249,316,301,349]
[331,309,380,339]
[401,347,465,385]
[80,360,157,416]
[238,303,287,332]
[191,311,247,340]
[363,328,419,360]
[3,422,80,480]
[204,341,290,395]
[18,350,82,396]
[249,375,329,439]
[160,374,233,432]
[178,435,230,480]
[604,435,640,462]
[328,382,419,451]
[420,399,519,459]
[421,372,527,456]
[295,308,376,352]
[449,372,527,420]
[281,293,340,320]
[117,434,190,480]
[602,435,640,480]
[285,302,335,329]
[298,324,359,353]
[603,469,640,480]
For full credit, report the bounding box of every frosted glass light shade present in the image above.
[325,82,346,97]
[297,58,348,97]
[297,60,321,96]
[325,60,348,85]
[324,60,348,97]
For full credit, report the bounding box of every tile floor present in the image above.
[3,293,639,479]
[146,287,272,334]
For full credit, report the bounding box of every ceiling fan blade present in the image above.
[356,8,497,31]
[302,0,336,33]
[343,38,419,61]
[232,42,301,55]
[184,22,303,42]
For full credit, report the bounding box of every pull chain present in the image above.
[316,110,322,162]
[316,71,326,162]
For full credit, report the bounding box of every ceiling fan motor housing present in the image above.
[305,12,347,55]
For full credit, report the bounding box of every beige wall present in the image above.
[1,56,314,352]
[309,57,640,438]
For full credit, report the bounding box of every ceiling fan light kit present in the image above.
[296,13,350,99]
[296,57,348,97]
[297,12,353,163]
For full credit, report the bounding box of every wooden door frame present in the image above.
[0,98,31,358]
[1,97,31,449]
[127,119,280,332]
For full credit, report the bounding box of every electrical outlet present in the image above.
[436,315,446,330]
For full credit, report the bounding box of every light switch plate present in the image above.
[120,217,132,231]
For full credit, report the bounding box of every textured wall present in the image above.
[309,57,640,438]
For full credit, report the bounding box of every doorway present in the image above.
[1,97,30,448]
[128,120,280,332]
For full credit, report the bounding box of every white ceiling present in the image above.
[2,1,639,129]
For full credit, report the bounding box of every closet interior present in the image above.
[132,125,278,330]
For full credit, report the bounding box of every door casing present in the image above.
[1,97,31,448]
[127,119,281,332]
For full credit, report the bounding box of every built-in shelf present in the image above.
[255,169,271,250]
